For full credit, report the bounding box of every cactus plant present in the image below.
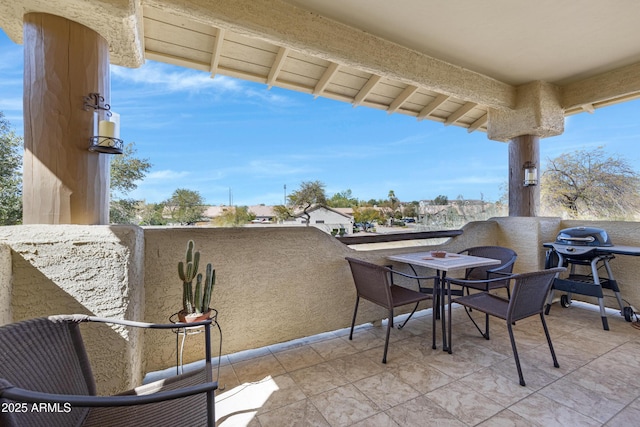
[178,240,216,320]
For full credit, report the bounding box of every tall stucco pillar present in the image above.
[488,81,564,217]
[22,13,110,225]
[508,135,540,217]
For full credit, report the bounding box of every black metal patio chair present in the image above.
[447,246,517,338]
[453,267,565,386]
[345,257,434,364]
[0,315,218,427]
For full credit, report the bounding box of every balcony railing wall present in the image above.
[1,217,639,395]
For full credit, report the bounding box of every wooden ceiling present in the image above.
[142,5,489,133]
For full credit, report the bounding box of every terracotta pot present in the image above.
[178,309,212,323]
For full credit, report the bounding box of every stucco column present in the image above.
[508,135,540,217]
[488,81,564,217]
[22,13,110,225]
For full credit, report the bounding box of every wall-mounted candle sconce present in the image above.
[523,161,538,186]
[83,93,123,154]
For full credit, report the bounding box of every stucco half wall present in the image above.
[2,218,640,394]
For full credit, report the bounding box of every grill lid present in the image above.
[555,226,613,247]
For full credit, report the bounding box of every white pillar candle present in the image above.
[98,120,116,146]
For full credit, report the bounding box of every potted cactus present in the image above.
[177,240,216,323]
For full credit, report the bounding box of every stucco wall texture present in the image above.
[1,219,639,394]
[0,225,145,395]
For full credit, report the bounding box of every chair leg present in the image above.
[398,302,420,330]
[382,309,393,364]
[463,306,489,339]
[484,313,490,339]
[507,322,526,386]
[540,313,560,369]
[349,296,360,341]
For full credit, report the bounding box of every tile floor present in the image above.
[209,301,640,426]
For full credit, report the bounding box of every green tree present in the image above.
[327,189,359,208]
[353,206,384,224]
[381,189,401,220]
[541,147,640,219]
[213,206,254,226]
[287,180,327,225]
[432,195,449,205]
[0,112,22,225]
[273,204,293,222]
[109,142,152,224]
[403,201,419,219]
[139,202,167,225]
[165,188,206,225]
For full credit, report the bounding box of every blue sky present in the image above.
[2,29,639,206]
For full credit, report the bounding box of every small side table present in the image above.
[170,309,223,379]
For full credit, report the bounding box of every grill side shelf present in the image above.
[552,276,620,298]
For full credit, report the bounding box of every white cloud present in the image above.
[146,170,190,181]
[111,62,241,94]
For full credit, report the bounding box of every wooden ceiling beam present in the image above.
[313,62,340,97]
[445,102,478,125]
[388,85,418,113]
[354,74,381,106]
[209,28,225,76]
[467,113,488,133]
[417,93,449,120]
[267,47,289,88]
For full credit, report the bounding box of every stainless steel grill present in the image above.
[544,227,639,329]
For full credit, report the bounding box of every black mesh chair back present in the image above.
[461,246,517,281]
[448,246,517,339]
[347,256,394,308]
[453,267,565,386]
[346,257,433,363]
[0,317,94,427]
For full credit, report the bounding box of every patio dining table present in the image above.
[387,251,501,353]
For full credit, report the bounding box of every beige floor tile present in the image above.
[488,357,560,390]
[309,384,380,427]
[310,336,359,360]
[422,349,486,379]
[325,352,385,383]
[255,374,308,415]
[215,376,281,426]
[350,411,401,427]
[232,353,286,384]
[386,395,466,427]
[605,397,640,426]
[227,346,272,364]
[353,371,420,410]
[425,380,505,425]
[539,369,634,423]
[289,361,349,396]
[459,367,534,406]
[346,328,386,351]
[476,409,537,427]
[257,399,330,427]
[509,393,601,427]
[215,364,240,395]
[388,360,453,394]
[273,345,324,372]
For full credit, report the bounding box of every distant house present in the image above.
[291,205,354,234]
[248,205,276,223]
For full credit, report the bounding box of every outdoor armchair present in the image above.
[447,246,518,338]
[345,257,434,363]
[0,315,217,427]
[453,267,565,386]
